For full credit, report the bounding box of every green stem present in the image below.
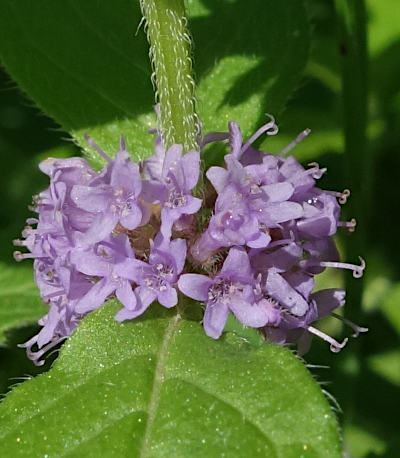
[140,0,199,151]
[335,0,368,323]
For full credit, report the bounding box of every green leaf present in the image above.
[189,0,310,135]
[382,283,400,335]
[368,350,400,387]
[0,0,309,165]
[0,302,341,457]
[0,263,46,345]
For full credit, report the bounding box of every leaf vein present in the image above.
[139,313,181,457]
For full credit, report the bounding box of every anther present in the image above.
[338,218,357,232]
[307,162,327,179]
[13,251,34,262]
[241,114,278,154]
[339,189,350,204]
[307,326,348,353]
[326,189,350,204]
[308,256,366,278]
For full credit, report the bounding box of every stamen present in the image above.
[319,257,365,278]
[338,218,357,232]
[307,326,348,353]
[18,336,67,367]
[13,251,34,262]
[279,128,311,157]
[331,313,368,337]
[22,226,34,238]
[241,114,279,154]
[307,162,327,179]
[326,189,350,204]
[84,134,111,162]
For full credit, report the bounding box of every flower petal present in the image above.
[114,258,150,283]
[178,274,212,301]
[116,281,137,310]
[261,181,294,202]
[181,150,200,190]
[76,278,116,314]
[203,303,229,339]
[162,144,183,178]
[221,246,252,279]
[120,204,142,230]
[183,196,202,215]
[206,166,229,194]
[136,286,158,308]
[71,185,111,212]
[70,250,110,277]
[311,288,346,318]
[266,270,309,317]
[158,286,178,308]
[170,238,187,275]
[229,298,270,328]
[82,212,118,245]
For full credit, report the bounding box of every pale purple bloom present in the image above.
[142,134,165,181]
[114,233,186,321]
[179,247,272,338]
[264,288,349,354]
[295,189,341,238]
[71,234,138,314]
[141,144,202,237]
[159,145,202,237]
[14,120,367,364]
[192,152,303,261]
[71,150,144,244]
[18,262,91,366]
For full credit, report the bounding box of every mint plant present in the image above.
[0,0,374,456]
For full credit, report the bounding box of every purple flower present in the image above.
[142,134,166,181]
[14,120,368,364]
[179,247,272,338]
[264,288,349,354]
[295,189,341,238]
[191,153,303,262]
[71,149,144,244]
[114,233,186,321]
[18,262,91,366]
[71,234,138,314]
[143,144,202,237]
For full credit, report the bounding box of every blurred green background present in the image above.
[0,0,399,456]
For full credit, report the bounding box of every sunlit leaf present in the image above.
[0,0,309,165]
[0,302,341,457]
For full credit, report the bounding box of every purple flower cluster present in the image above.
[15,117,367,365]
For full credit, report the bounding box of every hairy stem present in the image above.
[140,0,199,151]
[335,0,368,322]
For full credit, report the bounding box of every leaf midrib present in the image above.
[0,314,182,448]
[139,313,181,458]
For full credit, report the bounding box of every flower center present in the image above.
[145,263,174,291]
[208,278,236,304]
[166,189,187,208]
